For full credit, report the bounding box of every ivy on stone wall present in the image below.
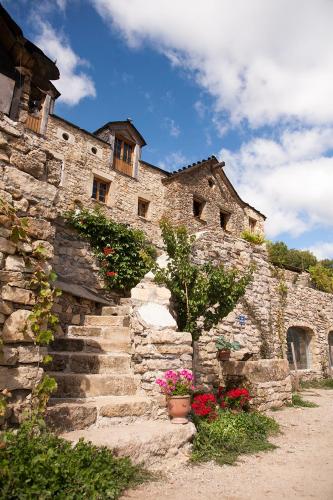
[64,208,156,292]
[0,198,60,422]
[155,219,252,340]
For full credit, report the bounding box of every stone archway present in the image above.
[287,326,313,370]
[328,331,333,367]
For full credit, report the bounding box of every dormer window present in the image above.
[114,137,133,165]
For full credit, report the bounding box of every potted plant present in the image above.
[156,369,194,424]
[215,336,241,361]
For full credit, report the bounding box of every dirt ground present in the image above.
[124,389,333,500]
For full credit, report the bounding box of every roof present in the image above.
[0,4,60,95]
[94,119,147,146]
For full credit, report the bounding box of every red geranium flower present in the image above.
[103,247,115,256]
[192,393,217,420]
[106,271,117,277]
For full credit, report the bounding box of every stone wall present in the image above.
[192,231,333,387]
[129,274,193,417]
[163,161,265,237]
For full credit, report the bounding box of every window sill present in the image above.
[193,216,207,224]
[138,215,150,222]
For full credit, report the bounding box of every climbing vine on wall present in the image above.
[0,199,60,422]
[65,207,156,292]
[271,266,288,359]
[155,219,253,340]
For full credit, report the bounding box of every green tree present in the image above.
[155,220,252,339]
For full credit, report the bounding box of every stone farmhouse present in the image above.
[0,5,332,458]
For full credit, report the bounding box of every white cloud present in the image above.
[194,100,206,119]
[90,0,333,128]
[220,127,333,238]
[158,151,188,171]
[55,0,67,11]
[164,117,180,137]
[308,242,333,260]
[34,20,96,106]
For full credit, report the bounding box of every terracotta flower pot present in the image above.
[167,395,191,424]
[217,349,231,361]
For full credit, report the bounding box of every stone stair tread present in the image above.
[50,372,138,397]
[51,336,131,353]
[67,325,130,337]
[61,420,196,466]
[48,351,130,358]
[84,315,128,327]
[48,395,152,408]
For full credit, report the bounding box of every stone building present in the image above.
[0,5,332,434]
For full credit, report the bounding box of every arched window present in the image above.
[287,327,311,370]
[329,332,333,367]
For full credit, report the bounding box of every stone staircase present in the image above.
[46,302,196,467]
[46,304,154,431]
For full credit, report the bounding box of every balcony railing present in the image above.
[113,155,134,177]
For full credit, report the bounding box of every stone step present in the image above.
[101,305,131,316]
[51,336,131,354]
[67,325,130,339]
[84,315,129,327]
[46,395,155,432]
[62,420,196,467]
[50,372,138,398]
[46,352,131,374]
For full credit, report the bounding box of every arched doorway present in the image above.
[329,332,333,367]
[287,327,311,370]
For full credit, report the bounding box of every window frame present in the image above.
[114,136,134,165]
[220,210,230,230]
[193,196,206,219]
[137,198,150,219]
[92,177,110,204]
[287,327,311,370]
[249,217,257,233]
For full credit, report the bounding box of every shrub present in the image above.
[155,220,252,339]
[191,411,279,465]
[308,264,333,293]
[240,230,265,245]
[64,208,156,292]
[267,241,317,271]
[0,420,146,499]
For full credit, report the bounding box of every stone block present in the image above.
[222,359,291,383]
[0,237,16,254]
[4,167,57,204]
[26,218,54,241]
[0,299,13,315]
[32,240,54,259]
[5,255,26,271]
[13,197,29,212]
[2,309,35,343]
[0,346,18,365]
[1,285,35,305]
[148,330,192,345]
[18,346,47,363]
[0,366,43,390]
[137,303,177,330]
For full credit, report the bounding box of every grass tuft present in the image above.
[300,378,333,390]
[191,411,279,466]
[288,392,319,408]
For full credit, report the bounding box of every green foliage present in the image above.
[308,264,333,293]
[191,411,279,465]
[267,241,317,271]
[240,230,265,245]
[65,208,156,292]
[155,220,252,339]
[300,378,333,390]
[0,420,146,499]
[215,336,241,351]
[288,393,319,408]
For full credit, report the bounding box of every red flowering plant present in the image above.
[156,370,195,396]
[218,387,251,410]
[191,393,218,421]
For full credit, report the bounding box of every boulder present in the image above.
[137,302,177,330]
[1,285,35,305]
[0,366,43,390]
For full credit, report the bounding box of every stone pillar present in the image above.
[133,144,141,179]
[40,94,52,135]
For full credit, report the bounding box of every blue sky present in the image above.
[4,0,333,259]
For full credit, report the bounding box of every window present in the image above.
[287,327,311,370]
[249,217,257,232]
[62,132,69,141]
[193,198,205,218]
[138,198,149,218]
[208,177,215,188]
[91,147,97,155]
[114,137,133,165]
[92,178,110,203]
[220,211,230,230]
[114,137,122,159]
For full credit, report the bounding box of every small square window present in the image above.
[92,178,110,203]
[138,198,149,218]
[193,198,205,218]
[220,211,230,230]
[249,217,257,232]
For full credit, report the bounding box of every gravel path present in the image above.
[124,389,333,500]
